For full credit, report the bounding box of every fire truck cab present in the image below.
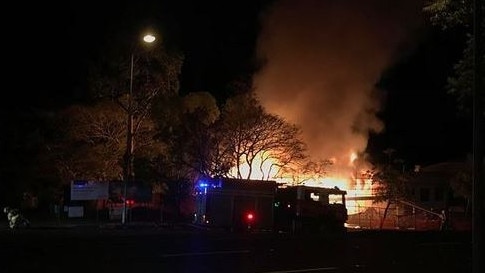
[274,185,348,234]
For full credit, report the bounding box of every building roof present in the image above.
[409,161,469,187]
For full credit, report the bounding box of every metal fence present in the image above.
[345,202,469,231]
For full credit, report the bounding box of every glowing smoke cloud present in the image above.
[253,0,422,168]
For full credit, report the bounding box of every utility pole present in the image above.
[122,53,135,226]
[472,0,484,272]
[121,33,156,225]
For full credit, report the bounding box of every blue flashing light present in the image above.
[196,178,223,189]
[72,181,88,188]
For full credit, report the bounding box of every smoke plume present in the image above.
[253,0,422,167]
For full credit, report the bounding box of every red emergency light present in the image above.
[246,212,255,222]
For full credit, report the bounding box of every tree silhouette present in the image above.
[217,92,307,180]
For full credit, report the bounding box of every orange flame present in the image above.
[229,151,376,215]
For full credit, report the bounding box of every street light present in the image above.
[122,33,157,225]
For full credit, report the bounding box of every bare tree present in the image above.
[51,102,126,181]
[370,149,410,229]
[217,93,307,180]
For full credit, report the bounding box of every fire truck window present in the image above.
[310,192,319,201]
[329,194,343,204]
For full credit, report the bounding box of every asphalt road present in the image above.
[0,226,472,273]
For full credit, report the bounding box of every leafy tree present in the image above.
[424,0,485,116]
[1,110,63,208]
[447,156,482,215]
[88,43,184,182]
[156,91,223,181]
[147,91,223,222]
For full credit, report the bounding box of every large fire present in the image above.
[229,151,376,215]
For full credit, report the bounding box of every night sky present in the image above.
[3,0,472,169]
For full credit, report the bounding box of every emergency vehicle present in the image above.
[193,177,348,233]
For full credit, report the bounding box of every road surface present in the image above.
[0,225,472,273]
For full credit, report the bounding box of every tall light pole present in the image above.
[122,33,156,225]
[472,1,483,272]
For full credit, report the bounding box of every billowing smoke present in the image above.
[253,0,422,168]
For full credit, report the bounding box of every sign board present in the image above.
[68,206,84,218]
[70,180,109,200]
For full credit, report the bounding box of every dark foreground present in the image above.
[0,226,472,273]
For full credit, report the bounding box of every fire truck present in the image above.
[274,185,348,233]
[193,178,348,233]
